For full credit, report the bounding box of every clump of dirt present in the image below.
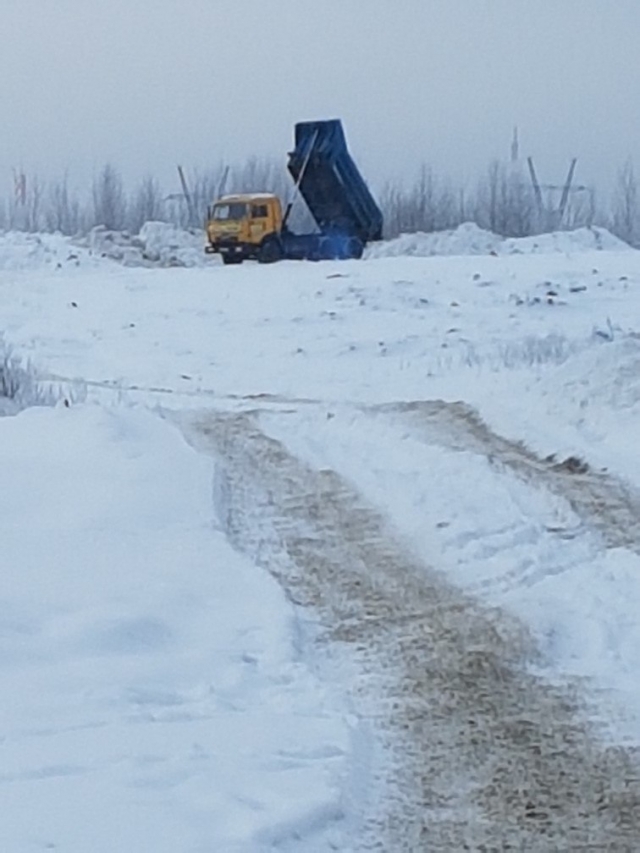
[552,455,590,475]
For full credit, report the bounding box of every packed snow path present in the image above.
[372,399,640,553]
[183,408,640,851]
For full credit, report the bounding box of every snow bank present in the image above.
[480,332,640,487]
[0,230,95,271]
[84,222,209,268]
[365,222,502,258]
[0,224,211,272]
[0,404,350,851]
[366,223,631,259]
[503,226,631,254]
[1,222,630,273]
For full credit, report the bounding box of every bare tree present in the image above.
[187,167,226,227]
[504,170,534,237]
[92,164,127,230]
[412,165,437,231]
[128,175,164,233]
[378,165,465,238]
[45,172,83,235]
[5,173,45,232]
[474,160,534,237]
[229,156,289,198]
[611,159,639,246]
[24,175,45,231]
[475,160,504,234]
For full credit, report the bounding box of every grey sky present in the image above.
[1,0,640,197]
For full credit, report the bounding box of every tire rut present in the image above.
[183,410,640,851]
[371,400,640,554]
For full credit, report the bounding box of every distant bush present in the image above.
[0,342,82,414]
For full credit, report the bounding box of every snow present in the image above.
[82,222,209,268]
[0,404,351,851]
[0,224,211,274]
[365,222,630,258]
[3,222,640,843]
[0,230,98,271]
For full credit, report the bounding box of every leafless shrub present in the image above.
[92,164,127,231]
[128,175,164,234]
[380,165,464,238]
[611,159,639,246]
[0,341,80,412]
[45,172,84,235]
[473,160,535,237]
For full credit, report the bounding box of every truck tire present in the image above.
[319,239,336,260]
[258,237,284,264]
[346,237,364,259]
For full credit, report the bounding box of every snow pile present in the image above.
[483,332,640,485]
[503,226,631,254]
[0,230,93,271]
[138,221,208,267]
[84,222,209,268]
[0,224,210,272]
[0,403,350,851]
[365,222,501,258]
[366,223,631,259]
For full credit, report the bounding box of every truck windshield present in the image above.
[213,203,247,221]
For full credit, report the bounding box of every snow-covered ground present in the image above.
[0,404,351,852]
[3,224,640,847]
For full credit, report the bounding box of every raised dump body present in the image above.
[287,119,383,244]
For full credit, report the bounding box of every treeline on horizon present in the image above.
[2,157,640,246]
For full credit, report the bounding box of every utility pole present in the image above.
[526,156,588,231]
[511,126,519,165]
[177,165,196,226]
[558,158,578,225]
[217,165,230,199]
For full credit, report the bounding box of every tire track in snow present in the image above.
[373,399,640,554]
[182,409,640,851]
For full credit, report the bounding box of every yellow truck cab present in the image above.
[205,193,284,264]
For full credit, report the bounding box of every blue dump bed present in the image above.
[287,120,383,244]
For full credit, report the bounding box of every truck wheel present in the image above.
[319,239,336,260]
[346,237,364,259]
[258,237,283,264]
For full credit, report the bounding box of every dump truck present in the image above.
[205,120,383,264]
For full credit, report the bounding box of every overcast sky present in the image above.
[1,0,640,197]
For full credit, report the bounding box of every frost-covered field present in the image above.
[3,224,640,848]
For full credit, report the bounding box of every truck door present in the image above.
[249,202,270,245]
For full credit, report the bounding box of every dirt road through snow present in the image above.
[372,399,640,555]
[183,409,640,851]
